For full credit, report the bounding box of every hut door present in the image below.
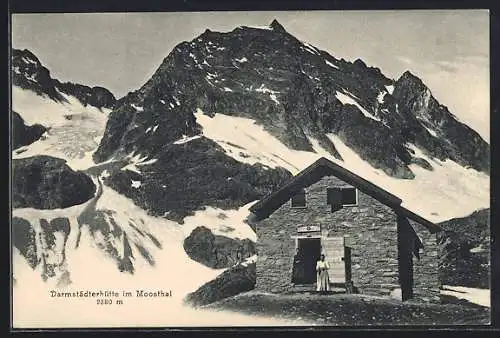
[322,237,345,284]
[293,238,321,284]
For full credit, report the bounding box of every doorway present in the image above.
[292,238,321,284]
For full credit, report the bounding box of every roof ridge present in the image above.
[249,156,440,233]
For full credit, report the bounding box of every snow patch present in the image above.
[21,56,38,65]
[441,286,490,308]
[152,125,159,133]
[269,94,280,105]
[325,135,489,222]
[422,125,438,137]
[254,84,280,104]
[131,104,144,112]
[25,73,38,83]
[377,91,387,104]
[121,153,158,174]
[194,109,321,174]
[325,60,339,69]
[173,135,202,145]
[335,91,381,121]
[223,87,233,92]
[131,180,142,188]
[241,254,257,267]
[301,41,320,55]
[235,57,248,63]
[385,84,395,95]
[182,201,258,241]
[240,25,273,31]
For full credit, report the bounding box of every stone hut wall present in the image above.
[410,219,441,302]
[251,174,440,303]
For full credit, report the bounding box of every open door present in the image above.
[321,237,345,284]
[292,238,321,284]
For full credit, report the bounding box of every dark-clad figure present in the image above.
[291,248,305,284]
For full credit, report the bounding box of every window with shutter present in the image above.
[327,187,358,208]
[291,189,306,208]
[341,187,358,206]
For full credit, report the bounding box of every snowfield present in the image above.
[12,86,110,171]
[13,182,300,327]
[195,110,489,223]
[441,286,490,308]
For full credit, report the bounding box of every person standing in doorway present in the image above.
[316,254,330,293]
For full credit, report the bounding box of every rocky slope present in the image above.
[437,209,490,288]
[12,111,47,150]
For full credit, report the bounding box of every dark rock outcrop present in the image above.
[12,217,39,268]
[54,81,116,109]
[39,217,71,280]
[12,155,96,209]
[12,48,63,101]
[184,262,256,307]
[102,136,292,222]
[183,226,255,269]
[12,48,116,109]
[12,111,47,149]
[437,209,490,288]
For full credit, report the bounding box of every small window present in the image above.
[327,187,358,207]
[291,189,306,208]
[341,187,358,206]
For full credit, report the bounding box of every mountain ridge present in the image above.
[12,48,117,110]
[94,20,489,180]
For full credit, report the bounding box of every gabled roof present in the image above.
[249,157,441,233]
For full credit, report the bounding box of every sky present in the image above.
[11,10,490,141]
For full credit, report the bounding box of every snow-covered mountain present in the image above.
[93,19,489,223]
[11,20,490,327]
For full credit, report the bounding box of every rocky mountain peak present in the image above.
[13,48,42,66]
[269,19,287,33]
[94,21,490,201]
[11,48,116,109]
[396,70,426,91]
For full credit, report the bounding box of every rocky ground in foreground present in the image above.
[201,291,490,326]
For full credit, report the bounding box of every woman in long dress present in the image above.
[316,254,330,293]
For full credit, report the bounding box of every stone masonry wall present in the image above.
[252,175,401,297]
[410,219,441,303]
[251,175,441,303]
